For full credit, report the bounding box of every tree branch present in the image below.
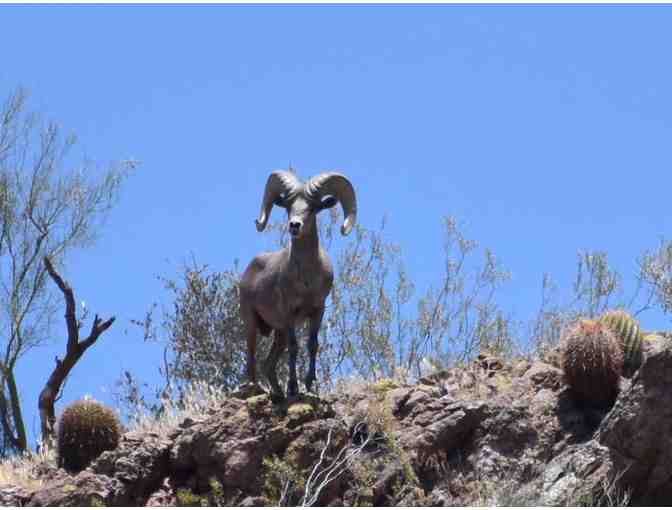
[44,256,78,349]
[5,369,28,451]
[80,314,116,350]
[38,257,115,448]
[0,371,21,451]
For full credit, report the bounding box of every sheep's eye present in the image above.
[320,196,338,209]
[274,194,288,207]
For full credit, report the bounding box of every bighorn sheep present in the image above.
[240,170,357,398]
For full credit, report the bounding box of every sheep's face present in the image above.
[277,194,337,239]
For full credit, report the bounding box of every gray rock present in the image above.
[400,398,488,458]
[597,343,672,503]
[0,485,32,506]
[523,361,564,390]
[541,441,611,506]
[28,471,119,507]
[240,495,269,506]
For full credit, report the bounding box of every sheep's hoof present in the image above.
[231,381,265,399]
[304,377,315,394]
[287,380,299,398]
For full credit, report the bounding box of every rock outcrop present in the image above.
[3,337,672,506]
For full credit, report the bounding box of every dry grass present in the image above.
[332,366,413,399]
[0,382,225,492]
[465,477,543,507]
[126,380,228,436]
[0,442,54,490]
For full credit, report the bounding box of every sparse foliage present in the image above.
[573,251,622,318]
[158,260,246,395]
[321,216,414,383]
[117,258,275,417]
[264,213,515,385]
[638,239,672,317]
[404,217,513,374]
[0,87,132,456]
[530,251,632,355]
[122,213,518,403]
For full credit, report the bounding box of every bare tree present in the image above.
[0,87,132,455]
[38,257,115,449]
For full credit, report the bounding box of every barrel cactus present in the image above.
[644,331,671,343]
[57,398,121,472]
[599,309,644,377]
[561,319,624,407]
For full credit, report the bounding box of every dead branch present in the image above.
[301,422,375,507]
[38,256,115,447]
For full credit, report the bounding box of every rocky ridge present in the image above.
[2,335,672,506]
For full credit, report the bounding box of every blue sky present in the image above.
[1,5,671,446]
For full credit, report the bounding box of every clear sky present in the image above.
[1,5,671,447]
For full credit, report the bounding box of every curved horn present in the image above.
[305,172,357,235]
[255,171,302,232]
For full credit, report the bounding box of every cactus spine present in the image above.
[561,319,624,407]
[599,309,644,378]
[57,398,121,472]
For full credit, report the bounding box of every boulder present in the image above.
[596,340,672,503]
[0,485,32,507]
[28,471,119,507]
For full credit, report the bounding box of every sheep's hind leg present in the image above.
[305,308,324,394]
[263,330,287,400]
[287,328,299,398]
[244,316,258,384]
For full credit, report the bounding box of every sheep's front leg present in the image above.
[287,327,299,397]
[263,329,287,399]
[305,307,325,393]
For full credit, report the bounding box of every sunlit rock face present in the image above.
[4,341,672,506]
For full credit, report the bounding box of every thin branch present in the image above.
[80,314,115,350]
[43,255,78,348]
[38,257,115,448]
[302,422,375,507]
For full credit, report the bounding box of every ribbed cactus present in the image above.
[644,331,671,343]
[561,319,624,407]
[57,398,121,472]
[599,309,643,378]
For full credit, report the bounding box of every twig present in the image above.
[301,422,374,507]
[38,256,115,447]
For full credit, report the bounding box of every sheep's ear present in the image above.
[320,196,338,210]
